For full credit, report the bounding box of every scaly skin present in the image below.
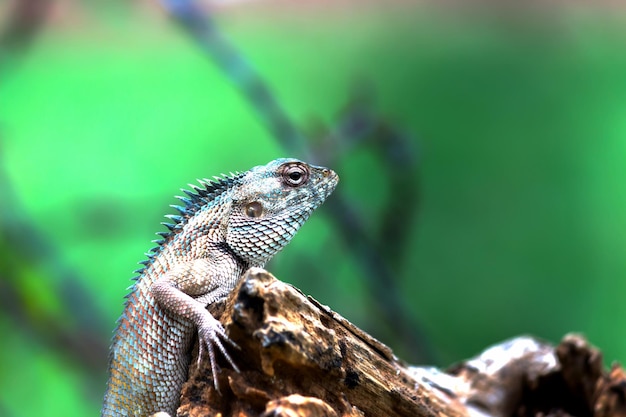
[102,158,338,417]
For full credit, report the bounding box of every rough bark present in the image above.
[176,268,626,417]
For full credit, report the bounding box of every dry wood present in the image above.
[176,268,626,417]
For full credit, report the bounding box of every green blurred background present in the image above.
[1,1,626,416]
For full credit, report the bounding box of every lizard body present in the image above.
[101,158,338,417]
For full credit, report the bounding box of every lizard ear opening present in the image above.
[244,201,264,218]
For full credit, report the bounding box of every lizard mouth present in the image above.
[319,169,339,200]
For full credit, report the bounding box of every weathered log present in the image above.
[176,268,626,417]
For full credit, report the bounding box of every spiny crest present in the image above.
[119,171,245,331]
[171,172,241,222]
[138,171,244,269]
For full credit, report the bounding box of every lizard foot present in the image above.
[197,312,241,393]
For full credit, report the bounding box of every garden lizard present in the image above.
[101,158,338,417]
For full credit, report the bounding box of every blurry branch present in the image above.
[0,0,108,386]
[0,0,52,75]
[0,151,109,377]
[317,93,433,362]
[160,1,433,362]
[316,91,421,264]
[160,0,310,157]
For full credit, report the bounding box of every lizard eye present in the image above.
[244,201,264,218]
[280,162,310,187]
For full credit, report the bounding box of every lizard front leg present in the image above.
[151,257,243,395]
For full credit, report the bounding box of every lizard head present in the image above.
[225,158,338,267]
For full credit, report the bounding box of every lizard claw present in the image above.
[196,313,240,393]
